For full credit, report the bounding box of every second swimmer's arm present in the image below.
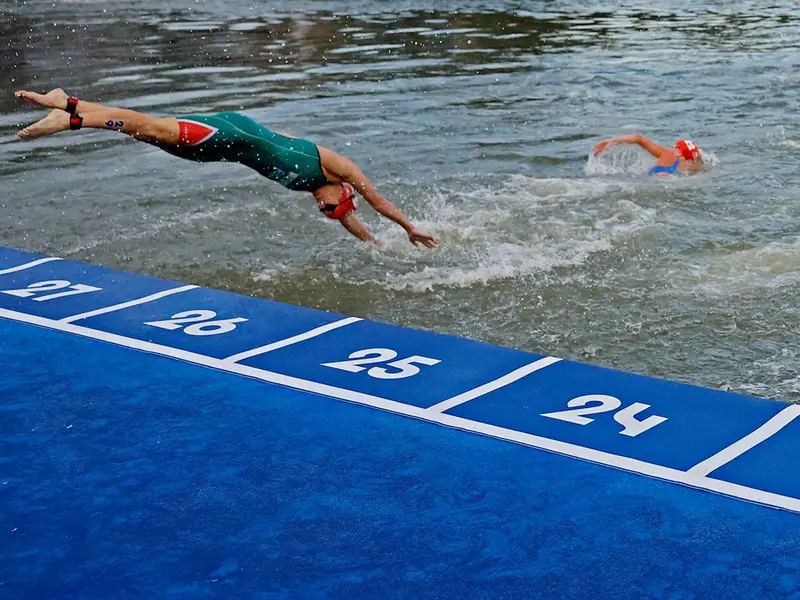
[594,134,671,158]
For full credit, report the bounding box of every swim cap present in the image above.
[322,183,357,220]
[674,140,700,161]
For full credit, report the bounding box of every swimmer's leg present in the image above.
[15,88,179,144]
[15,88,72,111]
[17,109,178,147]
[16,88,136,117]
[18,108,179,144]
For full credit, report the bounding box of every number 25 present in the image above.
[322,348,440,380]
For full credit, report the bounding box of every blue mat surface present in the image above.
[2,247,800,599]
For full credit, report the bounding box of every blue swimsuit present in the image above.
[650,159,680,175]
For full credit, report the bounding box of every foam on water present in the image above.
[335,175,654,292]
[777,139,800,150]
[738,347,800,400]
[669,236,800,297]
[585,147,655,176]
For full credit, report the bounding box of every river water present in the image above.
[2,0,799,400]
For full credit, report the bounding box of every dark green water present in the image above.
[2,1,800,400]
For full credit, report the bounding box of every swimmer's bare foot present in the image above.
[18,110,71,140]
[14,88,70,110]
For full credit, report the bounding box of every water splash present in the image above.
[339,175,653,292]
[585,147,654,176]
[673,236,800,296]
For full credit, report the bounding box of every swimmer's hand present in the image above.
[593,139,617,156]
[408,228,438,249]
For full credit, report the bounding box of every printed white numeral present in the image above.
[322,348,398,372]
[144,310,248,336]
[613,402,669,437]
[541,395,621,425]
[145,310,216,330]
[541,394,667,437]
[322,348,441,379]
[368,355,442,380]
[0,280,102,302]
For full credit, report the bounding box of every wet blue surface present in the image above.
[446,359,784,470]
[2,248,800,508]
[77,286,347,358]
[240,318,543,407]
[712,417,800,501]
[3,319,800,600]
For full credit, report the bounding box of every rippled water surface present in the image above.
[2,0,800,399]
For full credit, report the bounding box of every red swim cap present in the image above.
[674,139,700,161]
[324,183,357,220]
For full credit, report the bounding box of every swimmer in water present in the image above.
[13,88,437,248]
[593,134,703,175]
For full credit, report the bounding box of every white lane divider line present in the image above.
[426,356,562,414]
[223,316,362,363]
[1,307,412,413]
[687,404,800,477]
[1,306,800,514]
[435,412,800,514]
[0,257,63,275]
[58,285,199,323]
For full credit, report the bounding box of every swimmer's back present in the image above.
[160,112,329,192]
[650,159,680,175]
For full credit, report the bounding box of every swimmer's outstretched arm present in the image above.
[318,147,437,249]
[593,134,672,159]
[339,212,380,245]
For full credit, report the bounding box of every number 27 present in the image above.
[0,280,101,302]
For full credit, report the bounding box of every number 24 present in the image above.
[541,395,667,437]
